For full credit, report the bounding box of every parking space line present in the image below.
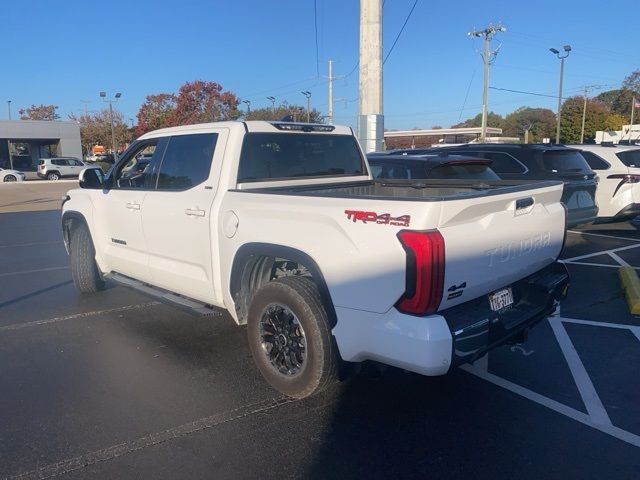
[555,316,640,333]
[609,251,631,267]
[461,364,640,448]
[8,396,294,480]
[0,302,160,331]
[562,242,640,263]
[549,321,612,426]
[560,261,639,269]
[0,266,69,277]
[568,231,640,243]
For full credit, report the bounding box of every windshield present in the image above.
[542,150,591,173]
[616,149,640,167]
[238,133,366,182]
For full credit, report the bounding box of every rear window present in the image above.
[581,151,610,170]
[542,150,591,173]
[238,133,366,182]
[431,163,500,180]
[616,149,640,167]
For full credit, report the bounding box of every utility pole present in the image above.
[523,123,533,144]
[631,96,636,126]
[80,100,90,116]
[100,91,121,156]
[580,85,600,144]
[7,100,11,120]
[550,45,571,144]
[266,96,276,116]
[358,0,383,152]
[469,23,506,143]
[328,60,334,125]
[301,91,311,122]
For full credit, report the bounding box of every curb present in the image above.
[618,266,640,315]
[0,180,78,186]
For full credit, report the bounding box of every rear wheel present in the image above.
[47,171,60,180]
[247,276,338,398]
[3,175,16,182]
[69,223,105,293]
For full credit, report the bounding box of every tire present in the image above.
[47,171,60,180]
[3,175,16,182]
[69,223,105,293]
[247,276,338,398]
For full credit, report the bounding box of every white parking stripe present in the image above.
[461,364,640,448]
[554,316,640,333]
[562,242,640,263]
[549,320,612,426]
[561,261,639,269]
[568,230,640,243]
[0,302,160,331]
[0,266,70,277]
[608,251,631,267]
[8,396,295,480]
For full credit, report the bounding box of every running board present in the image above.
[108,272,222,317]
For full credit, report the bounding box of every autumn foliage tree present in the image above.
[19,104,60,121]
[172,80,242,125]
[69,109,132,154]
[502,107,556,143]
[559,96,608,143]
[135,93,177,136]
[244,101,324,123]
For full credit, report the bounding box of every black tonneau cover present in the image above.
[236,179,562,202]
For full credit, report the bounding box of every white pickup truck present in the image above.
[62,121,570,398]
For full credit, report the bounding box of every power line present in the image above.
[314,0,320,78]
[383,0,419,65]
[489,87,558,99]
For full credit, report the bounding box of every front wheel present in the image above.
[47,172,59,181]
[3,175,16,182]
[247,276,338,398]
[69,223,105,293]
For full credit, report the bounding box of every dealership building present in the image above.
[0,120,82,170]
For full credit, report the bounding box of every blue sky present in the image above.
[1,0,637,130]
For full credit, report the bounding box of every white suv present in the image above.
[37,158,86,180]
[579,145,640,222]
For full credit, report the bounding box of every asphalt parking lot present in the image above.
[1,185,639,479]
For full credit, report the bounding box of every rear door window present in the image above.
[616,150,640,168]
[580,151,610,170]
[156,133,218,190]
[542,150,592,173]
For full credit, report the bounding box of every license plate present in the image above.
[489,288,514,311]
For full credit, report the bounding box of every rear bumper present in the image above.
[566,206,598,228]
[332,262,569,375]
[596,203,640,223]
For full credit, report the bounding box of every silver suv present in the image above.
[37,158,85,180]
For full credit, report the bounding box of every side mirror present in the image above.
[79,167,105,189]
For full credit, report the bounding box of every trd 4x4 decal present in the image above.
[344,210,411,227]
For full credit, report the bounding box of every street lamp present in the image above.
[242,100,251,116]
[550,45,571,144]
[301,91,312,122]
[266,96,276,115]
[100,91,121,156]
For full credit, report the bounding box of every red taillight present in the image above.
[396,230,445,316]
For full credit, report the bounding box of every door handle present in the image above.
[126,202,141,210]
[185,208,206,217]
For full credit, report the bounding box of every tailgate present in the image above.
[437,182,565,310]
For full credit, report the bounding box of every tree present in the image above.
[622,70,640,95]
[604,113,627,131]
[244,101,324,123]
[19,104,59,121]
[596,88,635,118]
[172,80,242,125]
[453,112,504,129]
[502,107,556,143]
[559,96,608,143]
[69,108,132,154]
[135,93,177,136]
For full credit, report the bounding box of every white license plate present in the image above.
[489,288,514,311]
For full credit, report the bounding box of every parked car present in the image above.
[63,121,569,399]
[0,168,26,182]
[578,145,640,222]
[37,157,86,180]
[394,144,599,227]
[367,153,500,180]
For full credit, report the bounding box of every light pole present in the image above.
[550,45,571,144]
[7,100,11,120]
[266,96,276,116]
[242,100,251,116]
[301,91,311,122]
[100,91,121,156]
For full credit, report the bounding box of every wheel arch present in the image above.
[229,243,336,327]
[61,210,89,254]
